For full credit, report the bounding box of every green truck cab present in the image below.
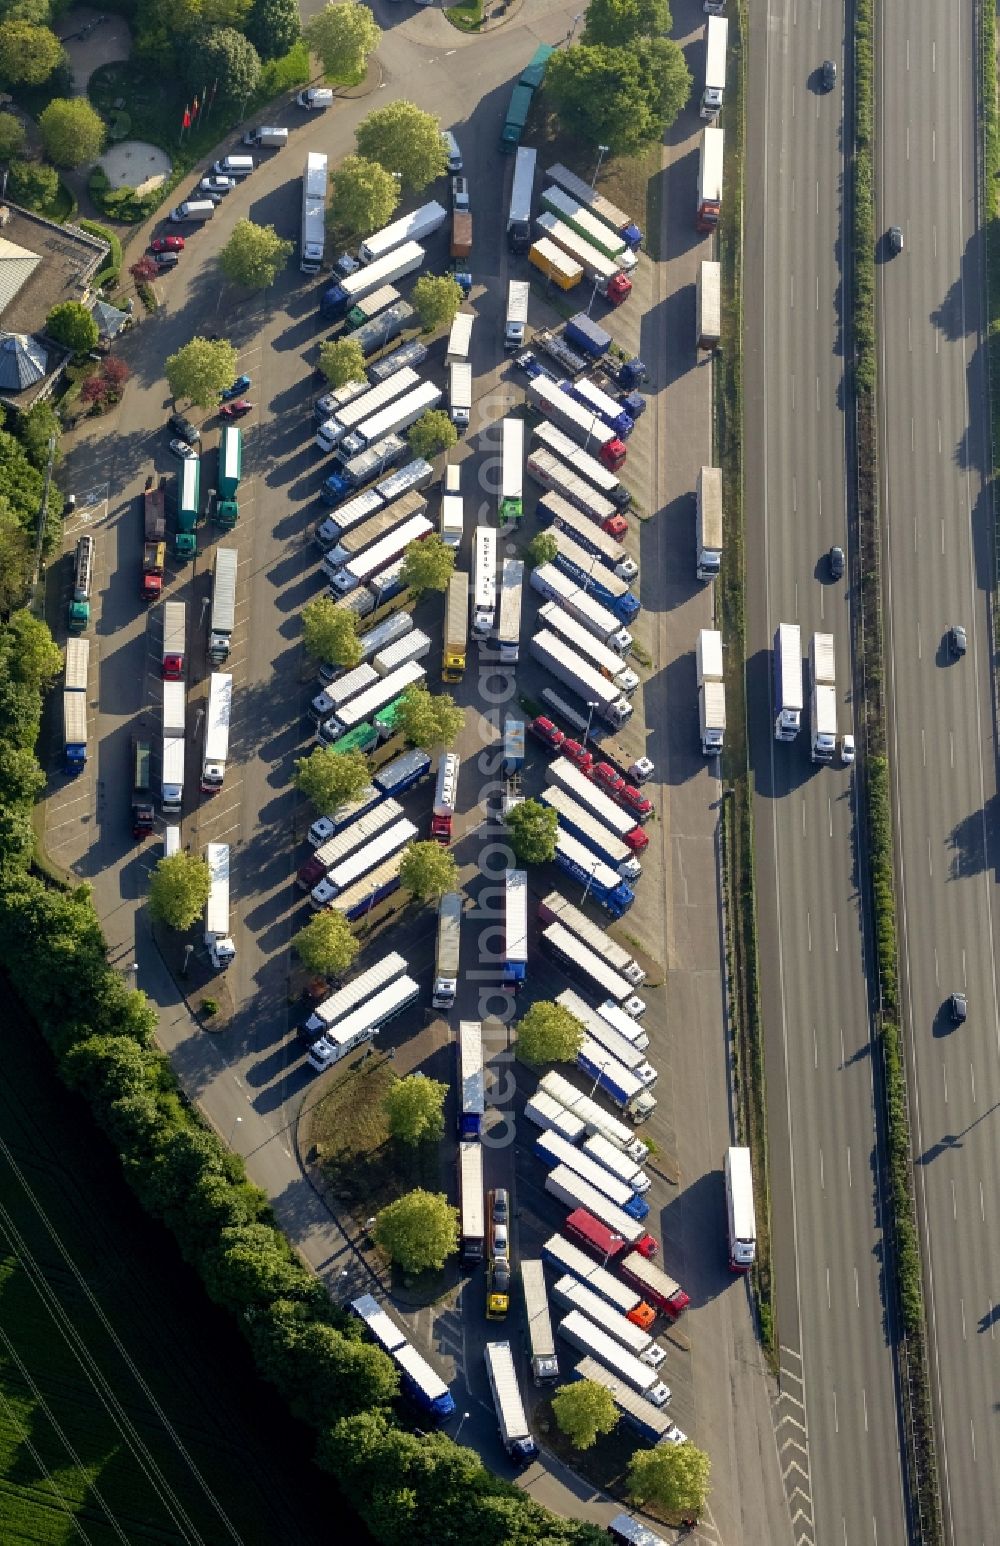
[175,455,200,560]
[67,533,94,632]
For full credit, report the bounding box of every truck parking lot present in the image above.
[43,2,789,1536]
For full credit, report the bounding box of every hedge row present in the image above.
[79,215,122,291]
[0,611,604,1546]
[851,0,941,1537]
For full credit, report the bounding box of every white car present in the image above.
[200,175,235,195]
[841,734,856,765]
[169,438,197,461]
[451,176,470,212]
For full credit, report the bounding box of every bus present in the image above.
[178,456,200,526]
[500,417,524,523]
[300,150,328,275]
[504,870,528,986]
[472,525,497,639]
[458,1139,485,1264]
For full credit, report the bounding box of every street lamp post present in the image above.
[586,275,601,318]
[228,1114,243,1148]
[581,859,600,905]
[584,700,599,747]
[588,1058,610,1101]
[592,144,610,189]
[455,1410,471,1441]
[567,11,583,42]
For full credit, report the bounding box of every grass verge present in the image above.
[310,1052,441,1212]
[524,103,659,256]
[715,0,776,1365]
[851,0,942,1537]
[445,0,484,30]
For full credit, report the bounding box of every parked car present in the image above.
[150,235,185,253]
[169,412,200,444]
[561,739,594,774]
[592,762,625,797]
[221,375,252,400]
[529,715,565,751]
[219,400,253,419]
[451,176,470,212]
[619,783,653,819]
[200,175,235,196]
[153,252,179,270]
[169,438,198,460]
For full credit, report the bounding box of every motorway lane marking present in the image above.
[825,1267,830,1308]
[854,1266,860,1308]
[790,272,795,310]
[818,1148,824,1191]
[928,835,933,876]
[812,1025,818,1068]
[908,317,912,352]
[815,375,820,413]
[862,1385,868,1432]
[846,1144,852,1189]
[802,800,806,836]
[833,911,839,952]
[827,796,832,838]
[916,622,922,658]
[942,1063,948,1105]
[832,1389,838,1433]
[806,910,812,951]
[940,517,946,552]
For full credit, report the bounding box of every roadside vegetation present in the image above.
[850,0,941,1536]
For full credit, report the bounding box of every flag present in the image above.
[181,105,191,129]
[209,79,218,107]
[191,96,199,120]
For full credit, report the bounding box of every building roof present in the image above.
[92,298,128,338]
[0,331,47,389]
[0,234,41,317]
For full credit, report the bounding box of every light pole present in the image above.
[592,144,609,189]
[586,275,601,318]
[588,1058,610,1101]
[228,1114,243,1148]
[567,11,583,42]
[584,700,599,747]
[455,1410,471,1440]
[581,860,600,905]
[601,1233,625,1267]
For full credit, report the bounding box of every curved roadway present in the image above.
[746,3,907,1541]
[878,2,999,1540]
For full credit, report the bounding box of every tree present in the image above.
[245,0,299,60]
[165,337,238,408]
[627,1442,711,1521]
[399,841,457,903]
[292,910,360,977]
[545,39,690,155]
[301,594,362,668]
[527,531,558,568]
[384,1074,447,1146]
[582,0,671,47]
[408,410,457,462]
[130,255,158,284]
[551,1380,619,1449]
[505,797,558,864]
[38,97,105,167]
[305,0,380,84]
[0,500,32,616]
[396,684,464,751]
[411,274,463,334]
[0,0,53,25]
[45,302,98,355]
[7,158,57,209]
[185,27,261,108]
[355,100,448,193]
[516,999,584,1065]
[19,401,61,470]
[399,532,454,599]
[148,852,211,931]
[219,219,294,289]
[293,744,370,810]
[373,1189,458,1273]
[317,336,366,389]
[328,154,399,239]
[0,110,25,160]
[0,20,63,84]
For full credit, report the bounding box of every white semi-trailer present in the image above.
[472,525,497,638]
[810,630,837,762]
[497,558,524,663]
[521,1259,559,1385]
[530,631,632,727]
[696,465,723,580]
[556,1310,670,1405]
[204,842,237,969]
[432,890,463,1008]
[200,671,233,793]
[725,1144,757,1270]
[483,1342,537,1462]
[696,627,725,755]
[773,622,803,741]
[700,14,729,119]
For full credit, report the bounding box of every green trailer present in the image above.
[336,721,380,756]
[500,85,534,153]
[215,424,241,528]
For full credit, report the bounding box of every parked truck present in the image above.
[558,987,649,1055]
[320,243,425,321]
[243,125,287,148]
[450,209,472,259]
[162,601,186,680]
[531,631,633,728]
[204,842,237,970]
[359,201,446,265]
[497,559,523,664]
[725,1144,757,1270]
[696,126,724,232]
[554,829,635,918]
[545,1165,656,1249]
[141,538,164,602]
[810,630,837,762]
[545,758,646,848]
[484,1342,537,1462]
[551,1278,664,1364]
[530,448,624,536]
[443,569,469,682]
[431,889,463,1008]
[67,534,93,633]
[542,787,642,880]
[207,547,238,663]
[696,465,723,580]
[540,1070,650,1162]
[430,751,460,844]
[697,259,722,349]
[574,1043,657,1123]
[449,361,472,429]
[525,1090,587,1144]
[539,606,639,693]
[540,185,637,270]
[521,1259,559,1384]
[529,237,583,290]
[299,953,407,1044]
[144,483,166,543]
[504,279,530,351]
[536,488,635,582]
[372,628,430,678]
[696,627,726,755]
[534,421,630,510]
[535,1129,650,1221]
[526,377,626,472]
[530,563,632,652]
[542,1231,654,1324]
[368,343,429,385]
[128,736,154,838]
[440,491,464,548]
[201,672,233,794]
[565,313,613,360]
[507,144,537,252]
[576,1359,683,1447]
[338,382,443,461]
[568,377,634,440]
[535,213,632,305]
[215,424,241,528]
[345,285,401,331]
[538,890,645,985]
[352,301,415,359]
[161,678,185,814]
[316,369,422,454]
[773,622,803,740]
[619,1252,691,1320]
[62,638,89,774]
[546,161,643,249]
[701,13,729,118]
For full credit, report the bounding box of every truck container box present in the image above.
[696,465,723,580]
[619,1252,690,1319]
[359,202,446,265]
[529,237,584,290]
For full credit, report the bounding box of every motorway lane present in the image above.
[745,2,907,1542]
[878,3,1000,1541]
[48,3,785,1535]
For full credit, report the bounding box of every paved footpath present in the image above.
[48,1,791,1539]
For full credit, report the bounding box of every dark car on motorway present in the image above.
[948,624,967,658]
[829,545,845,579]
[950,992,968,1024]
[821,58,837,90]
[888,225,904,255]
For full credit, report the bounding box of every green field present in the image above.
[0,975,361,1546]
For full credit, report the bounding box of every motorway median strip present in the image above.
[716,0,776,1365]
[851,0,943,1538]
